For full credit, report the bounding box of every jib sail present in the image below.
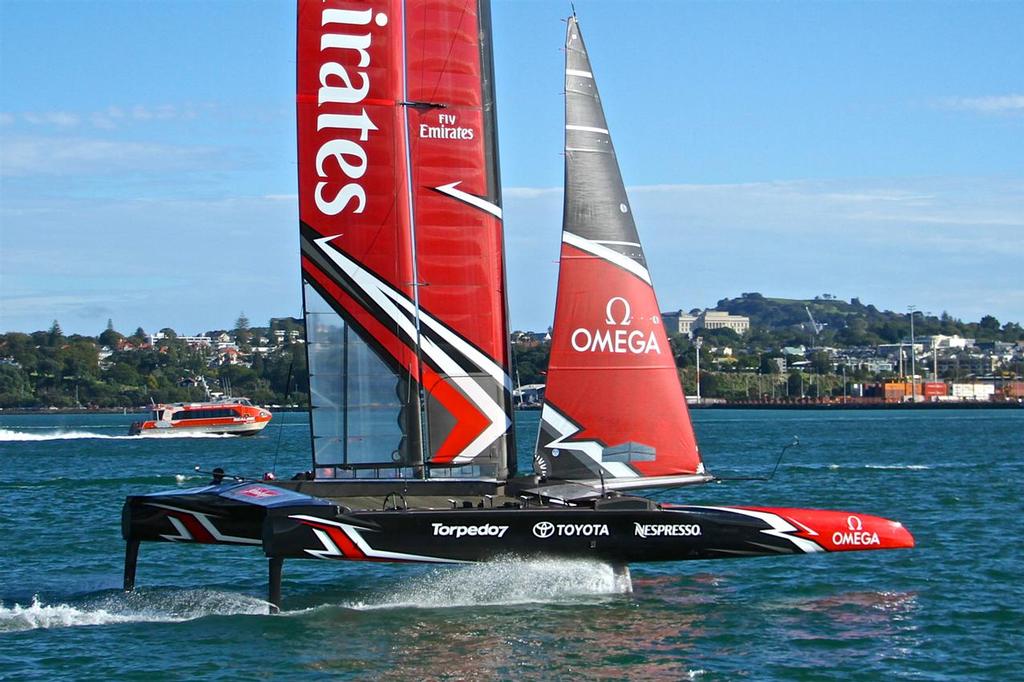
[297,0,514,481]
[533,16,707,489]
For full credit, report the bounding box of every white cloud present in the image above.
[502,177,1024,330]
[1,194,299,335]
[0,135,230,177]
[504,186,560,199]
[21,111,81,127]
[2,176,1020,335]
[3,103,217,132]
[938,95,1024,114]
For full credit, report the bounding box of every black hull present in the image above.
[122,480,913,610]
[124,481,913,564]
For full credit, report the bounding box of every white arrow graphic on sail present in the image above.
[434,181,502,219]
[312,236,511,464]
[540,404,637,479]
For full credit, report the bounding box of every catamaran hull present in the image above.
[123,485,913,565]
[266,506,912,563]
[128,421,270,437]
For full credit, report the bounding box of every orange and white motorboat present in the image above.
[128,397,272,437]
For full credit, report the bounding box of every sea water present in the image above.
[1,409,1021,680]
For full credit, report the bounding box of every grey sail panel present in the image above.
[563,16,646,268]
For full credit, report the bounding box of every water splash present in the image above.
[0,591,270,632]
[342,558,631,611]
[0,428,234,442]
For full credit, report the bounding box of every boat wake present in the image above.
[342,558,630,611]
[827,463,932,471]
[0,590,270,632]
[0,428,234,442]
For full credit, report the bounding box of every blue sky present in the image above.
[1,0,1021,336]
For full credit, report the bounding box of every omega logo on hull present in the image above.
[831,515,880,546]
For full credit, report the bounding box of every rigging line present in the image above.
[270,357,295,477]
[428,0,472,103]
[713,437,802,483]
[400,0,429,476]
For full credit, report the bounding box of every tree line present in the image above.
[0,318,307,409]
[1,294,1020,408]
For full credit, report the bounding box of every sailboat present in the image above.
[121,2,912,611]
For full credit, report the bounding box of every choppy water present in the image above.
[1,409,1021,680]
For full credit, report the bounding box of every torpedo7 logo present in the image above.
[570,297,661,354]
[432,523,508,539]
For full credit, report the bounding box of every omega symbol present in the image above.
[605,297,633,326]
[847,515,863,531]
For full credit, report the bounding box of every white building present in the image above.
[698,311,750,334]
[920,334,974,349]
[950,383,995,401]
[661,311,699,336]
[662,309,749,337]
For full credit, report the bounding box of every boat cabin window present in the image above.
[172,408,240,421]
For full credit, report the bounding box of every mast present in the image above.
[296,0,514,482]
[533,16,707,490]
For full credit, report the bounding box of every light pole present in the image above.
[908,306,918,402]
[694,336,703,403]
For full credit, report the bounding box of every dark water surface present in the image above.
[1,409,1021,680]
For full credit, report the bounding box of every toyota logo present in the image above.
[533,521,555,539]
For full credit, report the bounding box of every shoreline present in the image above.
[0,406,310,416]
[4,399,1015,413]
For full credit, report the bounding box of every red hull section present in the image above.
[736,506,916,552]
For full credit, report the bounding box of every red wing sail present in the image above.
[533,17,707,489]
[297,0,514,480]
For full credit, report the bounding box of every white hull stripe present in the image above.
[433,181,502,219]
[566,124,609,134]
[149,503,261,545]
[313,236,511,463]
[562,231,652,285]
[291,515,465,563]
[565,69,593,78]
[681,506,825,554]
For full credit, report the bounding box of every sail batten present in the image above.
[534,16,705,486]
[297,0,514,480]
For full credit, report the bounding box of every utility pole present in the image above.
[694,336,703,404]
[908,306,918,402]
